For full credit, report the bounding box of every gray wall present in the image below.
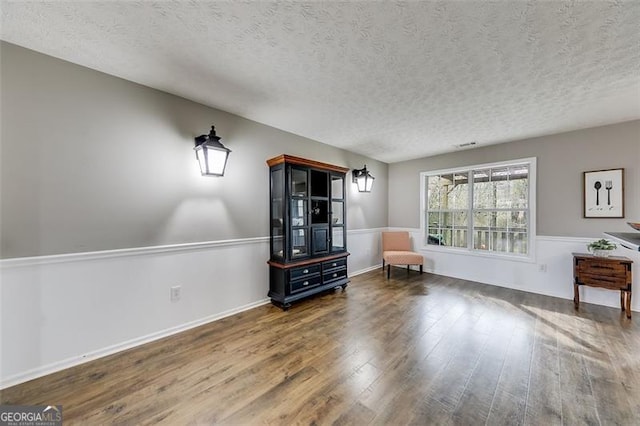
[389,120,640,237]
[0,42,388,258]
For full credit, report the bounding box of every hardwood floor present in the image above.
[2,269,639,425]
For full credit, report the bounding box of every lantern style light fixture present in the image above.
[352,165,375,193]
[194,126,231,177]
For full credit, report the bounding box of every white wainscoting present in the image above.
[395,228,640,313]
[347,227,386,274]
[0,228,386,389]
[3,228,636,388]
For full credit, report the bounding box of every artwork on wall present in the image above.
[583,168,624,218]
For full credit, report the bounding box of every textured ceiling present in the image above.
[2,1,639,163]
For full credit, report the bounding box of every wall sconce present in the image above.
[352,165,375,192]
[194,126,231,177]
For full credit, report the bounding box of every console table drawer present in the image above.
[578,273,627,289]
[578,261,628,276]
[290,264,321,281]
[290,275,322,293]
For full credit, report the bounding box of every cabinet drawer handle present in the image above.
[303,281,310,286]
[332,263,337,267]
[333,273,338,278]
[303,269,309,274]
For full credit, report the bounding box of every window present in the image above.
[420,158,536,259]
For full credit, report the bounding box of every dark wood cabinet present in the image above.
[573,253,633,318]
[267,155,349,309]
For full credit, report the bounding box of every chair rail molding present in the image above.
[0,228,385,389]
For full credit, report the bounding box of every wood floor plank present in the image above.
[2,270,639,425]
[450,321,514,424]
[589,376,635,425]
[486,323,535,424]
[596,316,640,390]
[423,322,490,410]
[524,303,563,426]
[558,349,600,425]
[286,362,381,425]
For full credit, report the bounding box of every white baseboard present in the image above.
[0,229,386,388]
[6,230,634,389]
[0,298,270,390]
[350,263,383,276]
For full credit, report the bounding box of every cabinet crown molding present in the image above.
[266,154,350,173]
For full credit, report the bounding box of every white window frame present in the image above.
[419,157,537,262]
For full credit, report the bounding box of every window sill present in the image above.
[419,244,536,263]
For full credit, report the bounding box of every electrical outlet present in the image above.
[538,264,547,273]
[170,285,181,302]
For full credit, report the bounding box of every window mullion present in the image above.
[468,170,473,250]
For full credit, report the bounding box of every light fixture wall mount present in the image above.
[352,165,375,193]
[194,125,231,177]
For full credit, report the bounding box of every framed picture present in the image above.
[583,168,624,218]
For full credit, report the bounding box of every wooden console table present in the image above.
[573,253,633,318]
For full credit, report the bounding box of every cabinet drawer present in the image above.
[291,275,322,293]
[323,267,347,283]
[577,261,628,276]
[290,264,321,281]
[578,273,627,289]
[323,258,347,270]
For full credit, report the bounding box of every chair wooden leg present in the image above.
[387,264,390,279]
[382,259,385,270]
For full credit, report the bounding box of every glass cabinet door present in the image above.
[291,168,308,197]
[270,167,285,258]
[290,166,309,259]
[331,201,344,225]
[330,173,346,253]
[331,175,344,200]
[291,199,307,227]
[291,228,308,258]
[332,227,345,251]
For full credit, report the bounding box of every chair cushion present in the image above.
[383,251,423,265]
[382,232,411,251]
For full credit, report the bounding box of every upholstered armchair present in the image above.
[381,231,424,279]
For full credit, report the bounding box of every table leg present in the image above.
[574,283,579,309]
[626,291,632,319]
[621,290,626,312]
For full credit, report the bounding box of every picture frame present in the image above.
[583,168,624,218]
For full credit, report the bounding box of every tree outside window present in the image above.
[422,158,535,258]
